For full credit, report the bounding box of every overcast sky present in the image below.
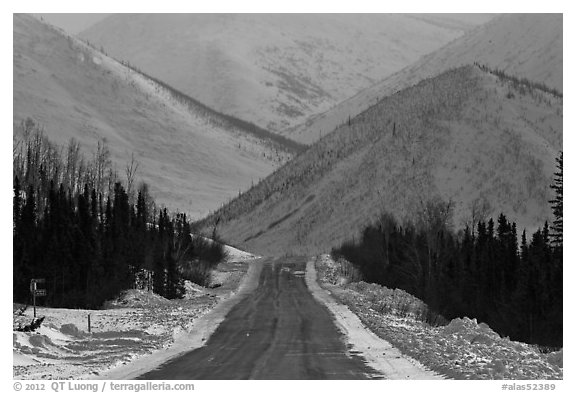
[35,14,111,34]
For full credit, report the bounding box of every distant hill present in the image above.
[288,13,562,144]
[80,14,493,134]
[13,14,299,217]
[197,65,562,256]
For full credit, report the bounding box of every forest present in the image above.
[333,152,563,348]
[13,119,226,309]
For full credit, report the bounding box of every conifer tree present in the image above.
[13,176,21,229]
[549,151,563,248]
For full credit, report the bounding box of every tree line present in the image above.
[112,55,306,156]
[333,152,563,347]
[13,120,226,309]
[475,62,562,99]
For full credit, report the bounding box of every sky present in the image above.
[35,13,111,34]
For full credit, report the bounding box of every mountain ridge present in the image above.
[288,13,562,144]
[80,14,494,134]
[196,65,562,256]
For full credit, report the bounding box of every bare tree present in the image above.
[125,153,140,205]
[106,165,118,197]
[93,139,111,197]
[64,138,81,194]
[463,196,493,235]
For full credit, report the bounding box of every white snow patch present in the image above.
[190,234,258,262]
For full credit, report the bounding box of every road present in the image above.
[137,257,382,379]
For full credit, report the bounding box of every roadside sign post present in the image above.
[30,279,46,319]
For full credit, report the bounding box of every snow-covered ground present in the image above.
[13,246,258,380]
[315,254,563,380]
[191,234,258,263]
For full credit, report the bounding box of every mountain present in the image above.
[196,65,562,256]
[13,14,301,217]
[288,13,562,144]
[80,14,493,134]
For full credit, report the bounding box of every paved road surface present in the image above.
[138,257,382,379]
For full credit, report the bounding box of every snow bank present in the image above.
[183,280,209,298]
[441,317,501,346]
[13,259,251,380]
[103,289,172,309]
[315,254,563,380]
[307,258,442,379]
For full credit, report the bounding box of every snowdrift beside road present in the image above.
[315,254,562,380]
[13,259,250,380]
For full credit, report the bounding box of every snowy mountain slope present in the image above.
[289,13,562,144]
[13,14,296,217]
[197,65,562,256]
[80,14,493,134]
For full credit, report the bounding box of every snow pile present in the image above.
[441,317,501,346]
[183,280,209,298]
[103,289,172,309]
[317,254,362,286]
[316,255,563,380]
[317,254,341,284]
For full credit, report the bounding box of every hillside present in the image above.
[197,65,562,256]
[13,14,299,217]
[289,13,562,144]
[80,14,493,134]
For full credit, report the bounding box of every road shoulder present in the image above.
[97,258,265,380]
[305,257,443,380]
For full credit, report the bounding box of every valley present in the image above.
[12,13,563,382]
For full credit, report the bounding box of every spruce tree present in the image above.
[13,176,21,229]
[549,151,563,248]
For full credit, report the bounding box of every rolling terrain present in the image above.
[13,14,563,380]
[80,14,493,134]
[13,14,300,217]
[289,13,562,144]
[197,65,562,256]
